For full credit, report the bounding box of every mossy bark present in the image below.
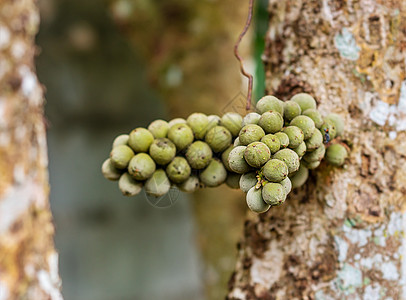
[228,1,406,299]
[0,0,62,299]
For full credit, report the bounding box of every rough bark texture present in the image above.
[0,0,62,299]
[228,1,406,299]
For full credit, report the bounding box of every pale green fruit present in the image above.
[293,142,306,158]
[101,158,122,181]
[205,125,232,152]
[325,113,344,136]
[110,145,135,169]
[185,141,213,169]
[128,128,154,153]
[128,153,156,180]
[290,115,315,140]
[291,93,317,112]
[282,126,304,148]
[234,137,242,147]
[302,160,321,170]
[320,119,337,142]
[283,101,301,121]
[256,95,284,115]
[262,159,288,182]
[275,132,289,148]
[221,112,243,137]
[239,172,258,193]
[199,159,227,187]
[167,123,194,151]
[178,175,200,193]
[261,134,281,154]
[166,157,191,183]
[112,134,129,148]
[118,173,143,196]
[302,109,323,129]
[149,138,176,165]
[262,182,286,206]
[207,115,221,131]
[228,146,252,174]
[303,144,326,163]
[239,124,265,145]
[226,173,241,189]
[187,113,209,139]
[242,112,261,126]
[246,187,270,213]
[244,142,271,168]
[221,145,234,172]
[148,120,170,138]
[305,129,323,151]
[168,118,187,127]
[289,164,309,189]
[325,143,348,166]
[258,111,284,134]
[273,148,300,174]
[280,177,292,194]
[144,169,171,197]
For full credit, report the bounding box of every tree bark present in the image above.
[228,1,406,299]
[0,0,62,299]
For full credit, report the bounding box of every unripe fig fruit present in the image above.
[148,120,170,138]
[128,128,154,153]
[187,113,209,140]
[256,95,284,115]
[303,144,326,163]
[320,119,337,143]
[205,125,232,152]
[113,134,129,148]
[149,138,176,165]
[242,112,261,126]
[273,148,300,174]
[239,124,265,145]
[293,141,307,158]
[199,159,227,187]
[110,145,135,169]
[258,111,284,134]
[325,113,344,136]
[186,141,213,169]
[221,112,243,137]
[119,173,143,196]
[239,172,258,193]
[302,109,323,129]
[128,153,156,180]
[262,182,286,206]
[207,115,221,131]
[244,142,271,168]
[101,158,122,181]
[246,187,270,213]
[261,134,281,154]
[290,93,317,112]
[282,126,304,148]
[302,159,321,170]
[144,169,171,197]
[166,156,191,183]
[290,115,315,140]
[234,137,242,147]
[167,123,194,151]
[289,164,309,189]
[305,129,323,151]
[325,143,348,166]
[226,172,241,189]
[283,101,301,121]
[275,132,289,148]
[262,159,288,182]
[178,175,200,193]
[228,146,252,174]
[168,118,187,127]
[221,145,234,172]
[280,177,292,194]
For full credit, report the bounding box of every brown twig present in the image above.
[234,0,255,111]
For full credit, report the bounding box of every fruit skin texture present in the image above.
[119,173,143,196]
[144,169,171,197]
[303,109,323,129]
[233,137,242,147]
[128,128,154,153]
[101,158,122,181]
[167,123,194,151]
[110,145,135,169]
[149,138,176,165]
[290,93,317,112]
[226,173,241,189]
[148,119,170,138]
[199,159,227,187]
[246,187,270,213]
[303,144,326,163]
[178,175,200,193]
[256,95,284,115]
[262,159,288,182]
[207,115,221,131]
[166,156,191,183]
[128,153,156,180]
[326,143,348,166]
[320,119,337,142]
[283,101,301,121]
[221,112,243,137]
[302,159,321,170]
[168,118,187,127]
[305,129,323,151]
[239,124,265,145]
[289,164,309,189]
[228,146,252,174]
[325,113,344,136]
[273,148,300,174]
[244,142,271,168]
[113,134,129,148]
[187,113,209,140]
[280,177,292,194]
[258,111,284,134]
[293,142,307,158]
[262,182,286,206]
[242,112,261,126]
[185,141,213,169]
[239,172,258,193]
[282,126,304,148]
[261,134,281,154]
[290,115,315,140]
[205,125,232,152]
[275,132,289,148]
[221,145,234,172]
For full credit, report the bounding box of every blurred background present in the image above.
[36,0,267,299]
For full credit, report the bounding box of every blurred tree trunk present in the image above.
[228,1,406,299]
[0,0,62,299]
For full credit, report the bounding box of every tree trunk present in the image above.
[0,0,62,299]
[228,1,406,299]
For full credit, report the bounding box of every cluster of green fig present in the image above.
[224,93,348,213]
[101,92,348,214]
[101,111,246,198]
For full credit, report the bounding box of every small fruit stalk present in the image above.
[101,93,348,213]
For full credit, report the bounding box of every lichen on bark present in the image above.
[0,0,62,299]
